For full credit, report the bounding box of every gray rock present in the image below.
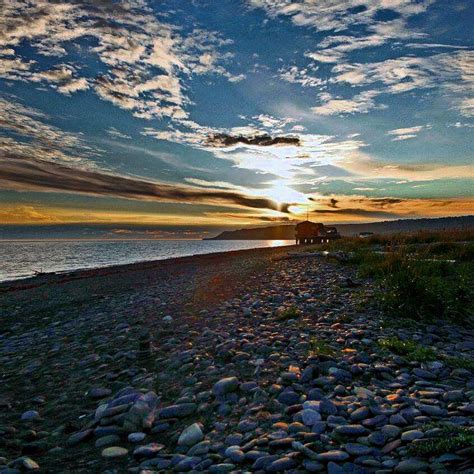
[213,377,239,396]
[401,430,424,442]
[381,424,401,439]
[133,443,164,458]
[316,451,350,462]
[95,435,120,448]
[225,446,245,463]
[178,423,204,447]
[67,429,93,447]
[159,403,197,418]
[101,446,128,458]
[174,456,201,471]
[208,463,236,472]
[21,411,39,421]
[88,387,112,399]
[11,457,39,471]
[266,456,297,472]
[278,390,300,406]
[395,459,430,473]
[368,431,387,446]
[128,432,146,443]
[350,406,370,421]
[302,409,322,426]
[344,443,372,456]
[418,404,446,417]
[335,424,369,436]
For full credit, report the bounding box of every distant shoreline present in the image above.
[0,243,298,290]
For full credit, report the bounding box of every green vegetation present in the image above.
[443,355,474,371]
[277,306,300,321]
[319,230,474,324]
[378,337,474,369]
[370,253,472,323]
[378,337,437,362]
[408,423,474,457]
[308,337,336,357]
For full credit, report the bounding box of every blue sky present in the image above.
[0,0,473,236]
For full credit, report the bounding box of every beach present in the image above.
[1,245,473,473]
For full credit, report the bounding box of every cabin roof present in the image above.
[295,220,324,228]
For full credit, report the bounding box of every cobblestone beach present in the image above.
[1,246,473,473]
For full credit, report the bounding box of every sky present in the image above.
[0,0,473,238]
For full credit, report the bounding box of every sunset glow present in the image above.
[0,0,472,238]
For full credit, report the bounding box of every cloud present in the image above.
[248,0,433,33]
[279,65,323,87]
[250,0,433,68]
[312,90,382,116]
[105,127,132,140]
[335,150,473,182]
[329,50,474,115]
[0,0,238,120]
[0,154,288,212]
[304,194,474,221]
[0,95,99,166]
[206,133,301,147]
[458,97,474,117]
[387,124,431,141]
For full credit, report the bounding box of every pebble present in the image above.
[128,432,146,443]
[101,446,128,458]
[21,411,39,422]
[213,377,239,396]
[177,423,204,447]
[395,459,430,472]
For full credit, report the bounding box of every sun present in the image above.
[265,180,307,205]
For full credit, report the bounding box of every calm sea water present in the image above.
[0,239,293,282]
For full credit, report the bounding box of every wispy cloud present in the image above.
[105,127,132,140]
[312,90,382,116]
[387,124,432,141]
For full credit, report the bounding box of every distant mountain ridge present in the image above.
[205,215,474,240]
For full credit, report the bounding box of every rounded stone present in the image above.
[21,411,40,421]
[302,409,322,426]
[178,423,204,447]
[401,430,424,442]
[95,435,120,448]
[101,446,128,458]
[128,432,146,443]
[213,377,239,396]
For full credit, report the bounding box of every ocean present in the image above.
[0,239,294,282]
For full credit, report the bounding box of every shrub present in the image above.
[378,337,437,362]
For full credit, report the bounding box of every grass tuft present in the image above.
[308,337,336,357]
[277,306,300,321]
[408,423,474,457]
[443,356,474,371]
[378,337,437,362]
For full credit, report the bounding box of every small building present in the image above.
[295,220,341,245]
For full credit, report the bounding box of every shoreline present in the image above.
[0,242,297,290]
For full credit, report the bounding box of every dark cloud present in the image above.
[0,155,288,212]
[211,214,296,222]
[311,208,398,218]
[207,133,301,147]
[368,198,403,207]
